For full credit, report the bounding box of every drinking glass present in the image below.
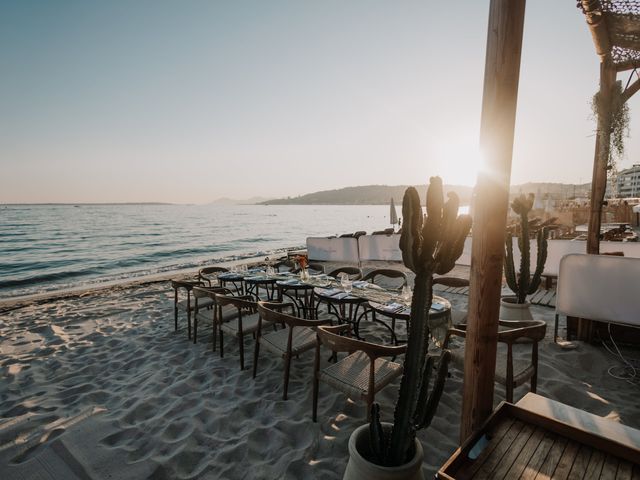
[266,266,275,277]
[401,285,412,304]
[343,279,353,294]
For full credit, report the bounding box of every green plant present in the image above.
[591,80,630,172]
[368,176,472,467]
[504,194,548,304]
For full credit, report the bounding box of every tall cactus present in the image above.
[504,194,549,303]
[368,177,472,467]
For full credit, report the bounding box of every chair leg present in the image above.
[506,383,513,403]
[193,316,198,344]
[219,329,224,358]
[283,353,292,400]
[554,313,559,342]
[312,346,320,422]
[174,291,178,331]
[239,334,245,370]
[252,340,260,378]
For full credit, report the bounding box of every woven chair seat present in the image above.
[259,327,317,357]
[319,351,403,400]
[195,304,238,324]
[220,312,267,336]
[177,297,214,312]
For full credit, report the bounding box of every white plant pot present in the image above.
[343,423,424,480]
[499,296,533,321]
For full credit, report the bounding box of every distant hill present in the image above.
[259,182,591,206]
[261,185,474,205]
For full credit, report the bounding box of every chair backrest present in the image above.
[193,286,231,300]
[433,276,470,288]
[214,292,257,312]
[316,325,406,358]
[556,253,640,327]
[362,269,408,289]
[198,267,229,286]
[257,301,330,329]
[328,266,362,280]
[307,262,324,273]
[497,319,547,344]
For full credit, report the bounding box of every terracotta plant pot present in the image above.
[343,423,424,480]
[499,296,533,321]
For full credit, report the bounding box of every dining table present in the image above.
[217,270,453,343]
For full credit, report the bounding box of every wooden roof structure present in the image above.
[460,0,640,441]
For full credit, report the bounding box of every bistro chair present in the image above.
[362,268,408,290]
[327,266,362,280]
[312,324,406,421]
[254,301,331,400]
[198,266,229,287]
[171,279,211,339]
[214,293,275,371]
[443,319,547,402]
[192,286,237,348]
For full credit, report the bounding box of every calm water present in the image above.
[0,204,392,299]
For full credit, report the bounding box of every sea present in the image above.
[0,204,394,300]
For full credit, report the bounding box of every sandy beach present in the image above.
[1,267,639,479]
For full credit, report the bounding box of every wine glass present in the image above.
[343,279,352,294]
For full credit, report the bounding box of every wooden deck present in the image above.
[438,394,640,480]
[433,284,557,308]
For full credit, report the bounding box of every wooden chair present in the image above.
[171,279,211,339]
[198,266,229,287]
[362,268,408,290]
[214,293,273,370]
[254,301,331,400]
[327,266,362,280]
[313,324,406,421]
[192,286,237,347]
[443,319,547,402]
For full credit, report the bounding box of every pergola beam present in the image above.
[622,77,640,103]
[616,59,640,72]
[460,0,526,442]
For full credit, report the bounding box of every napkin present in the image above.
[431,303,445,311]
[382,302,404,313]
[352,281,369,289]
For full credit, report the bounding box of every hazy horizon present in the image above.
[2,1,638,203]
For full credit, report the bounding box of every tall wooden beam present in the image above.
[586,60,616,256]
[622,77,640,103]
[460,0,526,442]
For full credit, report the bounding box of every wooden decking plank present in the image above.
[533,436,568,480]
[502,426,545,479]
[455,417,517,479]
[598,454,619,480]
[519,431,556,480]
[616,461,633,480]
[584,450,606,480]
[567,445,593,479]
[550,440,580,480]
[541,290,555,306]
[529,290,545,304]
[475,423,535,479]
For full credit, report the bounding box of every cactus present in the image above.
[368,177,472,467]
[504,194,549,304]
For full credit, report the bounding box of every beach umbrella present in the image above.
[389,198,398,229]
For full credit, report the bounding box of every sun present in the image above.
[432,136,485,187]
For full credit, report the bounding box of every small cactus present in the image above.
[368,177,472,467]
[504,194,548,303]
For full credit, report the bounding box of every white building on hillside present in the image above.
[616,164,640,198]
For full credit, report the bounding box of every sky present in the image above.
[1,0,639,204]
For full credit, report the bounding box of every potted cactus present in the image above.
[343,177,472,479]
[501,193,548,320]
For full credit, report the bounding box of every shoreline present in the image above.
[0,247,304,312]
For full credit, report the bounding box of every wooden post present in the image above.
[460,0,526,443]
[587,60,616,256]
